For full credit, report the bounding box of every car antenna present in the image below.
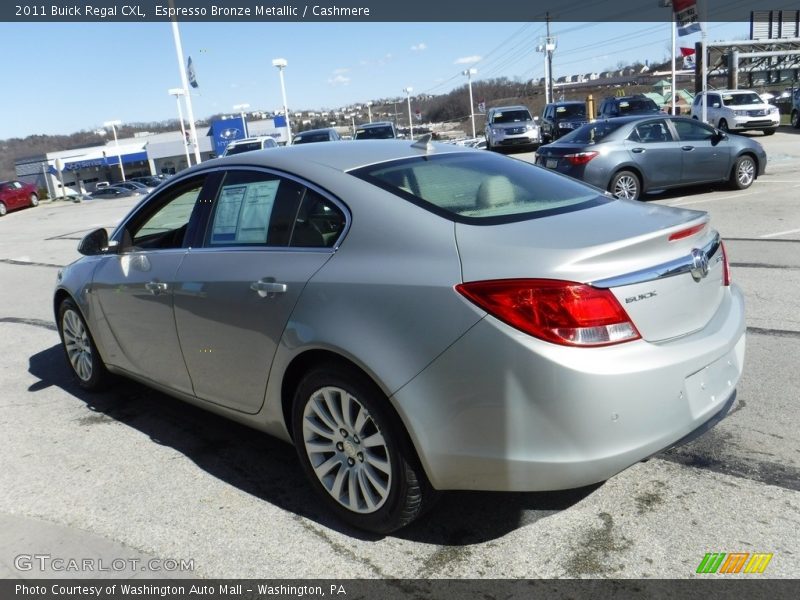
[411,133,434,153]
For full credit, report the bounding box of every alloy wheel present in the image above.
[62,308,93,382]
[736,158,755,188]
[301,385,392,513]
[612,173,639,200]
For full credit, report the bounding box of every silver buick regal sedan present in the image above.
[54,139,745,533]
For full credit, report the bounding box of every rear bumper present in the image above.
[392,284,746,491]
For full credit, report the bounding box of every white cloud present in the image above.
[411,42,427,52]
[332,67,350,75]
[328,74,351,86]
[454,55,481,65]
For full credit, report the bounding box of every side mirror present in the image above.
[77,228,109,256]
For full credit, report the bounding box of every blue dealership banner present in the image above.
[209,117,246,157]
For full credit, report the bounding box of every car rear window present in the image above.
[350,152,608,224]
[225,142,262,155]
[294,133,331,143]
[354,126,394,139]
[559,120,626,144]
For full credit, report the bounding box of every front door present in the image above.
[91,174,212,393]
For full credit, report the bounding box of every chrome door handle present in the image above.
[145,281,168,295]
[631,147,645,153]
[681,146,694,151]
[250,280,288,298]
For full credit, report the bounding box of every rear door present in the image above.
[173,168,347,414]
[671,118,729,184]
[625,118,682,189]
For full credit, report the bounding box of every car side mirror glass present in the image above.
[77,228,110,256]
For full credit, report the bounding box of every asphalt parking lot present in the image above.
[1,129,798,580]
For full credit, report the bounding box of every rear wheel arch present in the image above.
[281,350,397,441]
[608,166,645,198]
[283,351,437,532]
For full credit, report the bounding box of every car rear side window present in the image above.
[351,152,608,224]
[204,170,346,249]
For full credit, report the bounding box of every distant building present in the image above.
[14,117,287,198]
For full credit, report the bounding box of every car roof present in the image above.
[550,101,584,106]
[228,136,272,144]
[490,105,529,111]
[190,139,470,174]
[295,128,337,135]
[357,122,394,128]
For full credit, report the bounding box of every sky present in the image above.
[0,19,751,140]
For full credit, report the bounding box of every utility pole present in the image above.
[537,13,557,104]
[546,13,554,104]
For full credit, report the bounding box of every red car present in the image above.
[0,180,40,216]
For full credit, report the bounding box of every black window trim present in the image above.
[349,153,612,226]
[181,165,351,253]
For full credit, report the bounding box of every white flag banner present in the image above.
[673,0,702,36]
[187,56,199,88]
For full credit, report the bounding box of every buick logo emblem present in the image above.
[690,248,710,281]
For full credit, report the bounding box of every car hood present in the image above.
[456,199,726,342]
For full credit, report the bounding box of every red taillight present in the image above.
[456,279,641,347]
[564,151,599,166]
[668,222,707,241]
[720,241,731,286]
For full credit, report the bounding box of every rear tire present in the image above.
[792,111,800,129]
[0,202,6,217]
[57,299,110,391]
[30,193,39,207]
[291,362,435,533]
[609,170,641,200]
[730,155,756,190]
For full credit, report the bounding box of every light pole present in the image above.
[403,87,414,139]
[348,113,356,135]
[168,88,192,168]
[234,103,250,138]
[463,68,477,138]
[272,58,291,144]
[367,101,373,123]
[169,14,202,164]
[103,120,125,182]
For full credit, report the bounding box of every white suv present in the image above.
[484,105,541,152]
[691,90,779,135]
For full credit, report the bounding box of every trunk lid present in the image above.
[456,199,726,342]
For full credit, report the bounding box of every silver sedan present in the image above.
[54,139,745,533]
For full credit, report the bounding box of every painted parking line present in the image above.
[666,190,760,207]
[760,228,800,238]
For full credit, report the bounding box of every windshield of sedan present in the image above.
[558,120,626,144]
[354,125,395,139]
[350,152,608,223]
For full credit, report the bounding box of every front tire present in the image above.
[792,111,800,129]
[291,363,434,533]
[57,299,110,391]
[762,128,776,136]
[0,202,6,217]
[718,119,729,132]
[609,170,641,200]
[730,155,756,190]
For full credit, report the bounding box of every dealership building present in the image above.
[14,116,287,198]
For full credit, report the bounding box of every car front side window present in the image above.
[122,174,209,251]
